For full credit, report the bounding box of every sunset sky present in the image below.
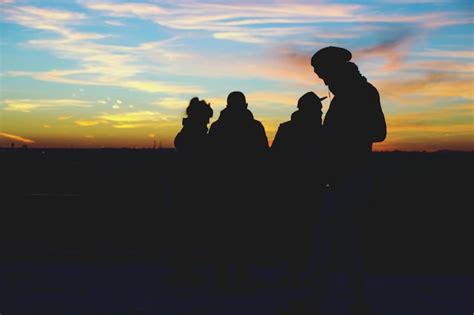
[0,0,472,151]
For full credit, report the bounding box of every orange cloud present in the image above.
[376,103,474,151]
[353,30,417,71]
[415,49,473,59]
[379,73,474,102]
[0,132,35,144]
[75,120,101,127]
[2,99,91,112]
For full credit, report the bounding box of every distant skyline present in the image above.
[1,0,473,151]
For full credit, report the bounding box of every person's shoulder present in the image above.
[209,119,220,129]
[253,119,266,129]
[279,120,293,130]
[364,81,380,97]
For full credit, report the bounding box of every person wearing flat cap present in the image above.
[270,91,327,289]
[304,47,386,315]
[272,91,326,157]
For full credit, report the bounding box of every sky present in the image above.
[0,0,473,151]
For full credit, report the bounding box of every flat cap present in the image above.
[311,46,352,68]
[297,91,326,111]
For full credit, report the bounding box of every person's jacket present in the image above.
[323,74,386,183]
[208,107,268,156]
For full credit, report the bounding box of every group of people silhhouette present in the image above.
[172,46,386,314]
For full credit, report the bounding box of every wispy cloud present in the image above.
[379,72,474,101]
[377,103,474,151]
[2,5,104,41]
[96,110,180,129]
[152,97,191,110]
[354,29,417,71]
[2,99,91,112]
[111,123,150,129]
[0,132,35,144]
[414,49,474,59]
[75,119,102,127]
[2,4,203,94]
[104,20,125,26]
[81,1,469,45]
[98,111,172,123]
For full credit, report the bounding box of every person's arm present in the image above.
[271,126,283,152]
[256,121,269,151]
[368,85,387,143]
[174,132,182,152]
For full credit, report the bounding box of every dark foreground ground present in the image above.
[1,149,473,314]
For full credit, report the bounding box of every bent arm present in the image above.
[369,87,387,143]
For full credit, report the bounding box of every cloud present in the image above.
[405,60,474,73]
[75,120,101,127]
[121,80,204,94]
[353,29,417,71]
[95,110,182,130]
[104,20,125,26]
[379,72,474,101]
[82,1,361,30]
[414,49,474,59]
[81,1,469,45]
[98,111,171,123]
[152,97,190,109]
[2,5,203,94]
[382,0,445,3]
[0,132,35,144]
[111,123,149,129]
[1,5,104,41]
[1,99,91,112]
[213,32,265,44]
[377,103,474,151]
[7,71,204,95]
[4,1,468,94]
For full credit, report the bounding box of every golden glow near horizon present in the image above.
[0,0,473,151]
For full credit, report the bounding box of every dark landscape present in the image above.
[1,148,473,314]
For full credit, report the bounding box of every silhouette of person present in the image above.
[312,46,386,184]
[208,91,269,157]
[272,91,326,157]
[174,97,213,155]
[207,91,269,286]
[170,97,214,286]
[270,92,327,290]
[302,46,386,315]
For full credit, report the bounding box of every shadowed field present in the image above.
[1,149,472,314]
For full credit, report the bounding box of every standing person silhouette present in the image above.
[207,91,269,287]
[306,46,386,315]
[171,97,213,287]
[209,91,268,157]
[272,91,326,158]
[271,92,327,287]
[174,97,213,155]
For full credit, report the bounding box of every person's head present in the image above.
[297,91,325,113]
[311,46,352,94]
[186,97,213,124]
[292,92,324,125]
[227,91,248,110]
